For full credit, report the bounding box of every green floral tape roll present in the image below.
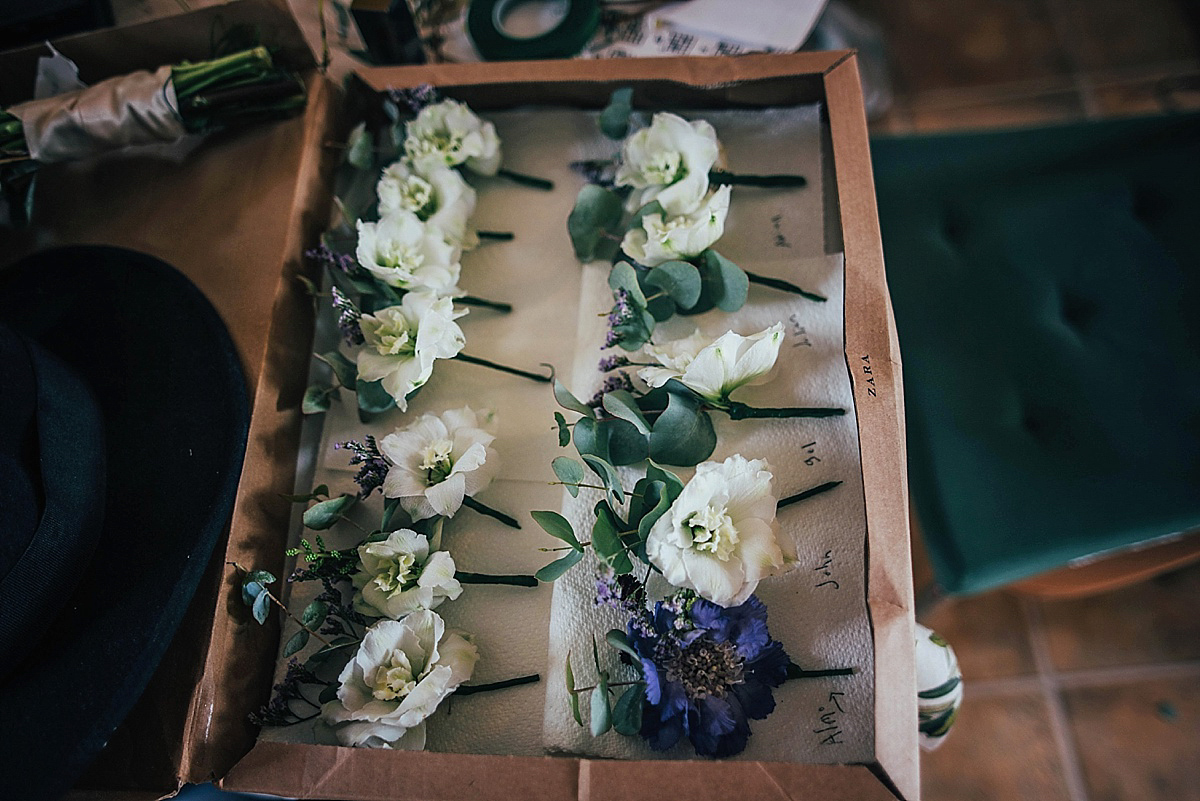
[467,0,601,61]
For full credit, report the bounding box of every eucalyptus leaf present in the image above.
[283,629,310,657]
[592,502,633,574]
[554,411,571,447]
[602,390,650,435]
[301,600,329,628]
[636,480,672,549]
[648,391,717,466]
[536,549,584,582]
[302,384,332,415]
[604,418,650,466]
[646,294,676,322]
[553,379,594,417]
[346,122,373,169]
[590,675,613,736]
[531,510,582,550]
[612,684,645,736]
[319,683,339,704]
[241,580,265,607]
[573,417,609,462]
[700,249,749,313]
[605,629,641,664]
[303,494,356,530]
[247,569,277,586]
[581,455,626,505]
[317,350,357,388]
[355,379,396,415]
[646,461,685,501]
[608,261,648,309]
[566,652,582,726]
[381,496,404,532]
[568,185,624,261]
[552,457,586,498]
[251,590,271,625]
[598,87,634,139]
[646,260,703,309]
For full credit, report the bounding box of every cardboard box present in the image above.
[216,53,918,801]
[3,10,916,795]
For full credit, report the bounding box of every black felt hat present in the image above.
[0,245,251,799]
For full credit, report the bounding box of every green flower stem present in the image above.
[745,271,826,303]
[172,46,275,100]
[454,571,539,587]
[457,295,513,313]
[455,353,551,383]
[456,674,542,696]
[477,230,515,241]
[709,169,807,188]
[461,495,522,529]
[496,167,554,190]
[786,663,854,679]
[572,680,644,694]
[778,480,843,509]
[722,401,845,420]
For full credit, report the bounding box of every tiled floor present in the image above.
[849,0,1200,133]
[847,0,1200,797]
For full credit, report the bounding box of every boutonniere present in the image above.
[231,407,541,744]
[530,455,851,757]
[567,93,823,350]
[551,322,843,468]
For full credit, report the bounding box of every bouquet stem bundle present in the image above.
[1,46,305,164]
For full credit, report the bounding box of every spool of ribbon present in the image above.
[467,0,601,61]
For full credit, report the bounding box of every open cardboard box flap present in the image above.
[216,53,918,801]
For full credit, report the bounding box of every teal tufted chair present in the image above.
[871,113,1200,596]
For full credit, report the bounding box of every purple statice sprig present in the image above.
[587,370,634,408]
[603,288,636,349]
[330,286,365,346]
[387,83,440,114]
[598,354,631,372]
[249,658,329,727]
[306,243,358,276]
[335,435,389,498]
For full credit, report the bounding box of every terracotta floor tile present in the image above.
[1056,0,1200,72]
[922,691,1072,801]
[908,90,1085,133]
[1038,562,1200,670]
[843,0,1072,95]
[922,592,1037,680]
[1063,676,1200,801]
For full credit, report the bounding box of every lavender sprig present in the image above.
[330,286,364,346]
[335,435,389,497]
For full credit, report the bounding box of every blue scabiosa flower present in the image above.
[628,594,790,758]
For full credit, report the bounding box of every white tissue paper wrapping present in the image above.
[265,104,875,761]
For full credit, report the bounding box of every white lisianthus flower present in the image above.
[404,99,501,176]
[646,455,792,607]
[356,292,466,411]
[615,112,720,216]
[352,529,463,619]
[356,212,461,294]
[377,159,479,249]
[321,611,478,749]
[380,406,499,521]
[621,185,731,267]
[638,323,785,404]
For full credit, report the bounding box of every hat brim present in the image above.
[0,245,250,799]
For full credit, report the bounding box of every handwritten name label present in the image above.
[814,691,846,746]
[788,312,814,348]
[798,440,820,467]
[813,549,839,590]
[860,354,877,397]
[771,214,792,249]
